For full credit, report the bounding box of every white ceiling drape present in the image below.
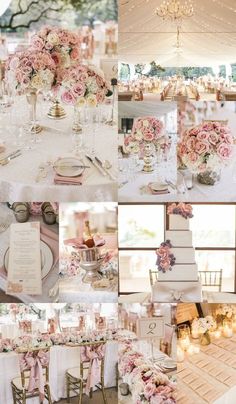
[119,0,236,66]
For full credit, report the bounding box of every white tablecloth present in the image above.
[0,341,118,404]
[0,100,117,202]
[59,277,118,303]
[0,204,59,303]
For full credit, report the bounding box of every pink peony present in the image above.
[73,82,85,97]
[144,383,156,399]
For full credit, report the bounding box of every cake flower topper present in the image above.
[167,202,193,219]
[156,240,176,273]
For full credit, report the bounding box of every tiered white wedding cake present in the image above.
[152,203,202,302]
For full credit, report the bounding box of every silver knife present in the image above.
[0,149,21,163]
[85,155,107,176]
[95,156,116,181]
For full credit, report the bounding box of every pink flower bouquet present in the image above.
[167,203,193,219]
[30,26,81,68]
[54,64,110,106]
[6,49,55,94]
[125,116,168,154]
[179,121,234,173]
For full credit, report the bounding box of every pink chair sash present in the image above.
[80,344,106,395]
[19,350,49,401]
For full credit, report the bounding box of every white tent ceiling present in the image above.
[119,0,236,66]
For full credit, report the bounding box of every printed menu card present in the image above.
[7,222,42,295]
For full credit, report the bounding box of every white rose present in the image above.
[31,74,43,89]
[143,120,149,127]
[76,97,86,107]
[86,94,97,107]
[47,32,59,46]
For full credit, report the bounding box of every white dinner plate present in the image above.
[161,359,177,369]
[54,157,84,177]
[4,240,53,280]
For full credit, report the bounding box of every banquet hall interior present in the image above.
[118,302,177,403]
[118,202,236,304]
[59,202,118,303]
[177,302,236,403]
[0,0,118,202]
[119,0,236,102]
[0,302,118,403]
[118,101,236,202]
[0,202,59,304]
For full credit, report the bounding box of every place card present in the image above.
[7,222,42,295]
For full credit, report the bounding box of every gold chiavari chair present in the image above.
[66,340,107,404]
[11,347,52,404]
[199,269,223,292]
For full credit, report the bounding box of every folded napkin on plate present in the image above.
[0,224,59,289]
[54,173,84,185]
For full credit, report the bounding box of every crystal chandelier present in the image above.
[156,0,194,22]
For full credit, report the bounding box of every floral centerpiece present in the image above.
[215,304,236,327]
[55,64,110,106]
[30,26,82,68]
[119,343,176,403]
[179,121,234,185]
[156,240,176,273]
[6,49,56,133]
[191,316,216,345]
[167,203,193,219]
[124,116,168,172]
[6,49,55,94]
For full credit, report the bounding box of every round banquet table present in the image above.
[0,98,117,202]
[0,341,118,404]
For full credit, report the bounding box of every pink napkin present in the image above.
[54,173,84,185]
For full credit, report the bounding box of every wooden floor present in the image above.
[58,388,117,403]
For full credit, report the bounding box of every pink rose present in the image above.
[143,131,154,141]
[61,91,76,105]
[188,151,198,163]
[51,52,61,66]
[197,131,209,141]
[186,137,196,151]
[70,47,80,61]
[217,143,233,160]
[73,82,85,97]
[96,91,105,104]
[195,141,209,155]
[144,383,156,399]
[209,132,219,145]
[31,35,44,51]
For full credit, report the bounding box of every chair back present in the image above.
[80,341,106,378]
[18,348,50,391]
[149,269,158,286]
[199,269,223,292]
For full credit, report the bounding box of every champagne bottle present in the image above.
[83,220,95,248]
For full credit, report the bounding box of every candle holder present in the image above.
[223,319,233,338]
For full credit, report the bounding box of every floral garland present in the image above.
[0,329,117,353]
[156,240,176,273]
[178,121,233,173]
[167,203,193,219]
[119,342,176,404]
